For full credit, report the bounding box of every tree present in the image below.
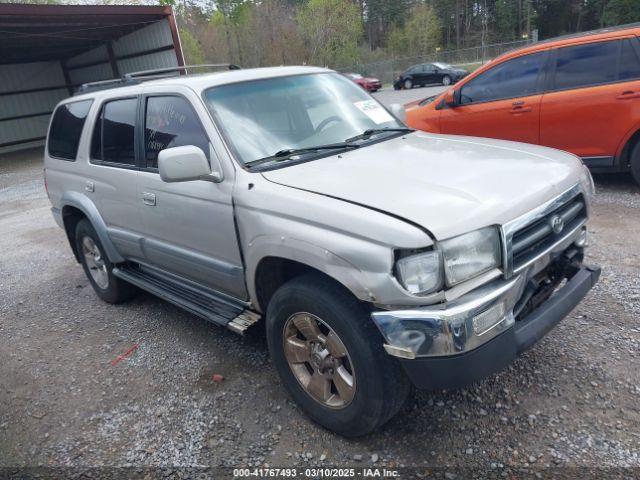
[387,4,442,58]
[603,0,640,25]
[495,0,519,41]
[297,0,363,67]
[363,0,412,50]
[179,28,205,64]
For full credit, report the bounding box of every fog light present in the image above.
[472,302,506,335]
[575,227,588,247]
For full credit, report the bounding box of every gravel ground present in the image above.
[1,116,639,477]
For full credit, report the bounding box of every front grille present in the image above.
[511,194,586,271]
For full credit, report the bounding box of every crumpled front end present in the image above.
[371,184,600,389]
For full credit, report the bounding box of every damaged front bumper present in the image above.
[371,257,600,390]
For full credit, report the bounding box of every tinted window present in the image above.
[92,98,137,165]
[619,39,640,81]
[553,40,618,90]
[48,100,92,160]
[460,52,546,104]
[144,96,210,169]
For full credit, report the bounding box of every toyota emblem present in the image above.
[550,215,564,234]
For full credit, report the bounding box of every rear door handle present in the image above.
[616,90,640,99]
[141,192,156,206]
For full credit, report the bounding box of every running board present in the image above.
[112,265,260,334]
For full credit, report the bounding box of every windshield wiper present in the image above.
[345,127,414,143]
[246,143,361,168]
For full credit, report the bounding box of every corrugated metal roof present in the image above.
[0,4,174,64]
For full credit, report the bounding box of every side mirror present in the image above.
[390,103,407,123]
[159,145,220,183]
[444,89,459,107]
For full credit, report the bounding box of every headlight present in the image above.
[580,164,596,199]
[395,250,442,295]
[440,227,501,286]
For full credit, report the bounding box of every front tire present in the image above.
[403,79,413,90]
[266,273,410,437]
[631,140,640,186]
[442,75,452,86]
[75,219,137,304]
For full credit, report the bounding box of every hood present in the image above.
[405,95,437,109]
[261,132,584,240]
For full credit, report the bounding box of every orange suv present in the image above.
[406,24,640,184]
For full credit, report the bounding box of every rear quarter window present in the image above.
[47,100,92,160]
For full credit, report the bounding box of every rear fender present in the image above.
[60,191,124,264]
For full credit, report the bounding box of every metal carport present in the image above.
[0,4,184,155]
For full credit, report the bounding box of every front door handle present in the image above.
[510,105,532,114]
[616,90,640,100]
[141,192,156,206]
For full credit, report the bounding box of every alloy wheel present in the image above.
[81,236,109,289]
[282,312,356,409]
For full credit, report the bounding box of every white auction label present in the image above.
[354,100,394,124]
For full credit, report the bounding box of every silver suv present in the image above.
[44,65,600,436]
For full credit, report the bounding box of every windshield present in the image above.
[433,62,453,69]
[203,73,404,166]
[348,73,363,79]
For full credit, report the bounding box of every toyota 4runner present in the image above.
[44,65,600,437]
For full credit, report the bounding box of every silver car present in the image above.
[44,65,600,436]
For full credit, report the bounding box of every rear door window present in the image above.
[460,51,547,104]
[47,100,92,160]
[619,39,640,81]
[91,98,137,166]
[552,40,619,90]
[144,96,210,169]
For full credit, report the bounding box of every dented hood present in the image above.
[261,132,584,240]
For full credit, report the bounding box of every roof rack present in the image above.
[76,63,241,95]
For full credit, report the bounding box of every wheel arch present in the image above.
[60,191,124,264]
[615,124,640,170]
[248,240,371,313]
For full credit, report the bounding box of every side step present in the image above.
[112,264,260,334]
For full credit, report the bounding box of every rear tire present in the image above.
[75,219,137,304]
[403,79,413,90]
[266,273,410,437]
[631,140,640,186]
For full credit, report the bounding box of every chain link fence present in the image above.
[337,40,533,86]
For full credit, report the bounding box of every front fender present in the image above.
[245,235,371,309]
[60,191,124,264]
[234,176,436,310]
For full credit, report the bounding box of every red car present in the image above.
[345,73,382,92]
